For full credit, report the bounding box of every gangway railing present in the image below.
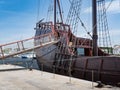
[0,33,59,59]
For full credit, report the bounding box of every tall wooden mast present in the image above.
[54,0,56,30]
[92,0,98,56]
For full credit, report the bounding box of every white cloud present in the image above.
[83,7,92,14]
[109,29,120,36]
[106,0,120,14]
[109,29,120,46]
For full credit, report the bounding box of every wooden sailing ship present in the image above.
[34,0,120,86]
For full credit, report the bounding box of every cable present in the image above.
[68,0,92,38]
[36,0,40,22]
[97,0,114,11]
[46,0,54,21]
[106,0,114,11]
[97,0,112,54]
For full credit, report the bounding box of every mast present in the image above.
[92,0,98,56]
[57,0,63,23]
[54,0,56,30]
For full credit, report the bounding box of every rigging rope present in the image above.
[66,0,83,54]
[68,0,92,38]
[36,0,40,22]
[60,0,64,22]
[97,0,114,11]
[46,0,54,21]
[106,0,114,11]
[97,0,112,54]
[67,0,112,55]
[53,0,80,69]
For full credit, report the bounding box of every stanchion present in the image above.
[92,70,94,89]
[68,61,72,83]
[41,63,43,76]
[25,60,29,69]
[28,58,35,71]
[69,67,72,83]
[1,56,5,65]
[53,65,56,79]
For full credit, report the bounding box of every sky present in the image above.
[0,0,120,47]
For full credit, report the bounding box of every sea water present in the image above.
[0,57,39,70]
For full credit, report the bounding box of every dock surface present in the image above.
[0,64,119,90]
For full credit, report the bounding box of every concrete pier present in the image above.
[0,64,119,90]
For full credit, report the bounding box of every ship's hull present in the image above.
[72,56,120,85]
[34,22,120,86]
[35,44,57,72]
[35,42,120,86]
[36,54,120,85]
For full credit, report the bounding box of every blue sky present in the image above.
[0,0,38,43]
[0,0,120,47]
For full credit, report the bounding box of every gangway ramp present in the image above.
[0,33,59,59]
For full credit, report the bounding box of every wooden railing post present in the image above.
[0,46,4,58]
[49,34,51,42]
[21,41,25,50]
[17,42,20,51]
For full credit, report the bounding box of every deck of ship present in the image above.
[0,64,119,90]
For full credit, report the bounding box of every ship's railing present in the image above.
[0,33,58,59]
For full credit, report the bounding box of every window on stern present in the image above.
[77,48,85,56]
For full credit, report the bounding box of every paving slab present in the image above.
[0,64,119,90]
